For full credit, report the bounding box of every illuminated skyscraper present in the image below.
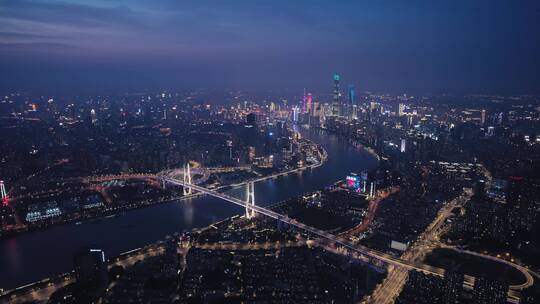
[292,106,300,122]
[332,74,341,116]
[302,88,307,113]
[307,93,313,114]
[269,102,276,112]
[347,84,356,119]
[348,85,356,106]
[398,103,405,117]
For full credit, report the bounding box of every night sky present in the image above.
[0,0,539,94]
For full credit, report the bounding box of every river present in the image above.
[0,127,378,290]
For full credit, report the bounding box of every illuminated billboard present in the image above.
[346,174,360,190]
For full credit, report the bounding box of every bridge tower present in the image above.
[369,182,375,199]
[183,163,192,195]
[245,182,256,219]
[0,180,7,205]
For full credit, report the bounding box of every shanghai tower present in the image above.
[332,74,341,116]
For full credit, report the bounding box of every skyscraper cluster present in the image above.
[293,73,361,126]
[330,74,358,119]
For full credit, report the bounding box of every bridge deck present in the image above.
[163,177,443,276]
[163,177,533,291]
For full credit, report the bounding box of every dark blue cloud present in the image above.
[0,0,538,94]
[0,0,140,27]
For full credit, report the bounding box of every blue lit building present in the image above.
[332,74,341,116]
[347,84,356,119]
[348,84,356,106]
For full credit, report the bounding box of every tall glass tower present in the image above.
[332,74,341,116]
[347,84,356,119]
[348,84,356,106]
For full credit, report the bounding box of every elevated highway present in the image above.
[162,176,534,295]
[162,177,447,277]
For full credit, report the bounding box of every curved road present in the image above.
[164,177,534,296]
[438,245,535,290]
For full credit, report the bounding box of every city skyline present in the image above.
[1,2,540,304]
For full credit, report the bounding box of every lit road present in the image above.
[194,240,308,251]
[366,189,474,304]
[365,173,534,304]
[162,177,450,278]
[339,187,399,239]
[438,244,535,290]
[1,245,166,304]
[170,178,533,303]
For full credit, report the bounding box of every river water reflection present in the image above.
[0,127,378,290]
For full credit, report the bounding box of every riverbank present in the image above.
[309,125,380,160]
[0,127,378,291]
[215,138,327,190]
[0,140,329,299]
[0,185,333,301]
[0,139,327,241]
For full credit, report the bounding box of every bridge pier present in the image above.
[245,182,255,219]
[183,163,192,195]
[0,180,7,205]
